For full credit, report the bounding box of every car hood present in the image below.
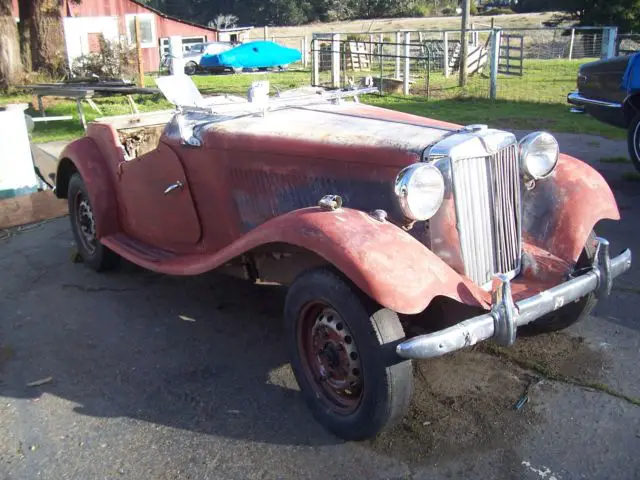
[197,101,456,157]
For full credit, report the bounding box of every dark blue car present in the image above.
[200,41,302,73]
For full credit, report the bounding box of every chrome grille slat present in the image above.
[452,144,521,286]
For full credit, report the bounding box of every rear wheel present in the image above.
[68,174,120,272]
[521,231,597,334]
[284,268,413,440]
[184,61,198,76]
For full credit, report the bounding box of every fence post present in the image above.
[443,31,449,77]
[312,37,319,86]
[331,33,341,88]
[403,31,411,95]
[601,27,618,59]
[263,26,268,40]
[490,29,501,100]
[568,28,575,60]
[302,36,308,67]
[395,31,401,78]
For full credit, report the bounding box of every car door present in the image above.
[117,142,201,250]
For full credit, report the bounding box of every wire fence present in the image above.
[310,26,615,105]
[617,34,640,56]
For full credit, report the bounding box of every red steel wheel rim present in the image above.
[297,301,363,414]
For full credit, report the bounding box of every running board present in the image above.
[101,233,212,275]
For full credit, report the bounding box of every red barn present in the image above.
[11,0,218,72]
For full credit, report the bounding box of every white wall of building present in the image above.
[63,16,120,67]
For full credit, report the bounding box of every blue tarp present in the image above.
[200,41,301,69]
[622,52,640,93]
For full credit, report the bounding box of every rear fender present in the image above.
[196,207,489,315]
[523,153,620,264]
[57,137,120,238]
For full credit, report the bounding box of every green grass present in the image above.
[600,156,630,164]
[365,95,625,138]
[0,60,626,144]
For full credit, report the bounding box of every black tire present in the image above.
[628,114,640,173]
[184,61,198,76]
[521,231,597,335]
[68,173,120,272]
[284,268,413,440]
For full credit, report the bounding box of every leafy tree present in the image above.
[519,0,640,33]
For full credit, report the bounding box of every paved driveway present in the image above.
[0,133,638,479]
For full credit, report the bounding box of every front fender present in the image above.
[172,207,490,315]
[523,153,620,264]
[58,137,120,238]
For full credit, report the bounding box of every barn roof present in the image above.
[10,0,217,33]
[127,0,217,32]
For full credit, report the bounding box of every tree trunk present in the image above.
[30,0,66,76]
[18,0,32,71]
[0,0,23,88]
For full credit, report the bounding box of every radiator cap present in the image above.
[462,124,488,132]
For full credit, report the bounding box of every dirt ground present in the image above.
[0,133,639,479]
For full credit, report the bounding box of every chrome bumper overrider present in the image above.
[396,238,632,360]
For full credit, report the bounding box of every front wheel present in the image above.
[284,268,413,440]
[627,113,640,173]
[68,173,120,272]
[521,231,597,334]
[184,61,198,76]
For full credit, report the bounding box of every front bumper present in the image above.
[567,91,622,109]
[396,238,632,360]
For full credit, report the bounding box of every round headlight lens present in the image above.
[519,132,559,179]
[395,163,445,221]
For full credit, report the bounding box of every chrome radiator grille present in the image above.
[451,144,521,286]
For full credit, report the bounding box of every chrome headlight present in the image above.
[519,132,559,180]
[394,163,445,221]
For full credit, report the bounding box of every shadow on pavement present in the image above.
[0,260,340,447]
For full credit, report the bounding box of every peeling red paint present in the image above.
[56,103,623,318]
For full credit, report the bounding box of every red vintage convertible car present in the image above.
[54,77,631,440]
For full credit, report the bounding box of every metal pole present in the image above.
[264,26,268,40]
[490,29,501,100]
[395,31,401,78]
[404,31,410,95]
[427,46,431,100]
[601,27,618,59]
[331,34,340,88]
[568,28,575,60]
[312,37,319,86]
[303,36,308,67]
[135,16,145,87]
[459,0,471,87]
[379,33,384,93]
[443,31,449,78]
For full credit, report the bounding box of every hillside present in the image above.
[246,11,562,38]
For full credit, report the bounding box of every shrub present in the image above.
[71,36,138,81]
[480,7,516,16]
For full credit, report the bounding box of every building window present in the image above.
[159,36,207,56]
[126,14,156,48]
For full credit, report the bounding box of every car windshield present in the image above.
[204,43,233,55]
